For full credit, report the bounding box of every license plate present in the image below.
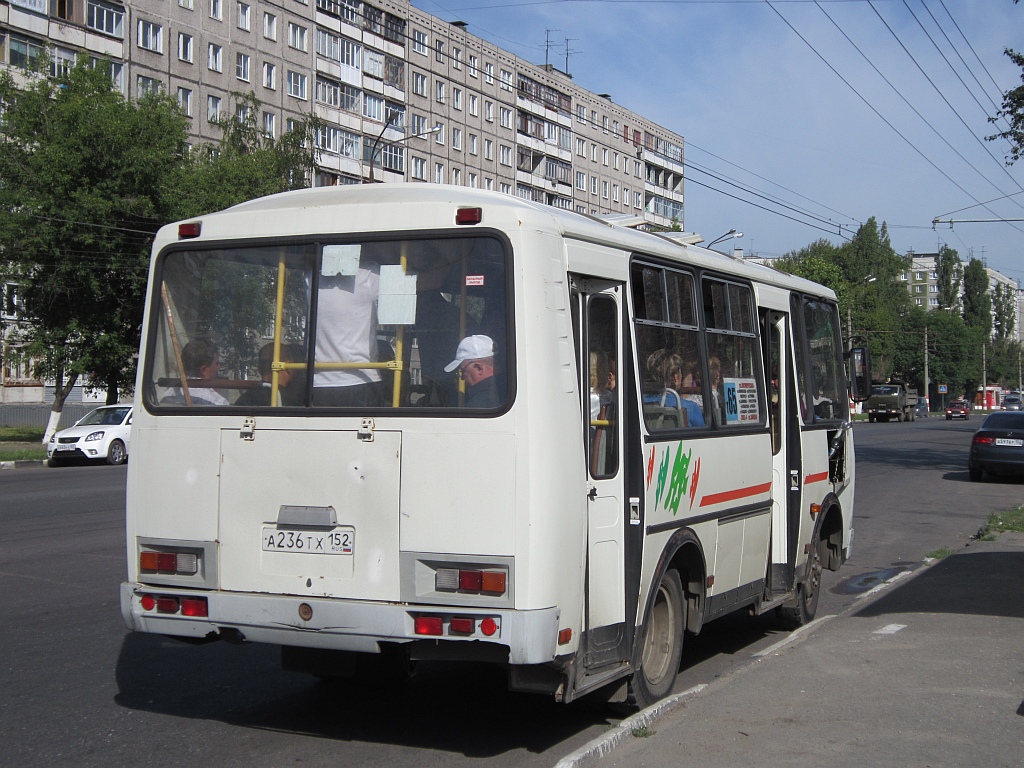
[995,438,1023,447]
[56,444,77,451]
[261,526,354,554]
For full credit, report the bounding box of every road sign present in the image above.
[938,384,948,394]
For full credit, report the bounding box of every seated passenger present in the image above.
[235,343,305,407]
[644,350,704,427]
[164,339,228,406]
[445,335,500,408]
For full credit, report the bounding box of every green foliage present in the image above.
[962,258,992,336]
[169,92,322,220]
[992,282,1016,340]
[774,239,844,292]
[0,72,321,410]
[989,46,1024,165]
[0,56,188,406]
[935,244,962,312]
[978,507,1024,539]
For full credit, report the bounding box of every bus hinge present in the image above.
[240,417,256,441]
[358,418,375,442]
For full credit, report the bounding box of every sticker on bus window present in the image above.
[723,378,759,424]
[322,244,361,277]
[466,275,485,286]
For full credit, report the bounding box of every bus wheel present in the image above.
[629,569,684,708]
[777,538,822,630]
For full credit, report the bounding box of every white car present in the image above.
[46,405,133,466]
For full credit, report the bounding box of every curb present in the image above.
[0,459,48,470]
[551,560,932,768]
[552,685,707,768]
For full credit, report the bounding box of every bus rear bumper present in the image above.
[120,582,561,665]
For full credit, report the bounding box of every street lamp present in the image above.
[706,229,743,249]
[366,114,441,183]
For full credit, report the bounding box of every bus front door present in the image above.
[578,281,630,670]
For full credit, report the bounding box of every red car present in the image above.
[946,400,971,420]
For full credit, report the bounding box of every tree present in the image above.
[772,239,844,292]
[0,57,189,438]
[935,244,962,313]
[168,92,322,220]
[961,258,992,336]
[992,282,1017,341]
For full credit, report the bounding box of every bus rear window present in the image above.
[145,236,509,412]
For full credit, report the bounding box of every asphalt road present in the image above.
[1,417,1019,768]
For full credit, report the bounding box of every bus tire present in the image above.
[629,569,684,708]
[777,537,822,630]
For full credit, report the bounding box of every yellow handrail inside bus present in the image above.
[270,253,287,406]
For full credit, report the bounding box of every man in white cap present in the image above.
[444,334,500,408]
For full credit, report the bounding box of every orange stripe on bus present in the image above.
[699,482,772,507]
[804,471,829,485]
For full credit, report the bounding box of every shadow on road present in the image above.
[114,635,614,758]
[853,549,1024,620]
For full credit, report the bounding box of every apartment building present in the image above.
[0,0,686,227]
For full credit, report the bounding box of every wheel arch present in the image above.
[815,492,845,573]
[636,529,707,660]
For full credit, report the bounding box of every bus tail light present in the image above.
[455,207,482,225]
[140,550,199,575]
[436,567,507,596]
[178,221,202,238]
[139,593,208,617]
[414,614,500,637]
[415,616,444,635]
[449,617,475,635]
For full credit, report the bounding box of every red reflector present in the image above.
[558,628,572,645]
[449,617,475,635]
[181,597,208,617]
[455,207,482,225]
[481,571,506,594]
[479,617,498,636]
[178,221,202,238]
[157,553,177,572]
[156,597,179,614]
[140,594,156,611]
[459,570,483,591]
[415,616,444,636]
[973,435,995,445]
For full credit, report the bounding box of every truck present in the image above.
[866,381,919,422]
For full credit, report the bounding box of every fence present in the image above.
[0,403,102,430]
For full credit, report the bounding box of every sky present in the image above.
[412,0,1024,282]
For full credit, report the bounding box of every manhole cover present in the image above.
[833,567,907,595]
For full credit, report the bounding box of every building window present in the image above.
[341,38,361,69]
[485,62,494,84]
[576,137,585,156]
[499,107,512,129]
[435,163,444,184]
[434,122,445,145]
[207,95,222,121]
[500,69,513,91]
[436,80,446,104]
[452,87,462,110]
[410,113,427,135]
[486,178,493,191]
[137,75,161,96]
[499,145,512,166]
[210,0,222,21]
[363,49,384,79]
[289,23,308,51]
[263,62,276,89]
[340,0,360,25]
[484,139,493,160]
[413,30,427,55]
[469,134,477,155]
[88,0,124,38]
[576,104,586,123]
[287,71,307,99]
[469,173,478,188]
[178,33,193,62]
[469,94,478,116]
[137,20,163,53]
[602,148,608,166]
[590,176,597,194]
[412,156,426,180]
[263,111,275,137]
[208,44,222,71]
[634,191,642,208]
[500,182,511,194]
[317,29,340,61]
[264,12,277,39]
[50,46,75,78]
[575,171,585,190]
[237,2,250,30]
[236,52,250,81]
[179,0,194,8]
[468,54,478,77]
[452,127,462,150]
[435,40,444,63]
[412,72,427,96]
[363,93,383,121]
[452,47,462,69]
[602,181,609,199]
[485,101,494,122]
[177,87,192,115]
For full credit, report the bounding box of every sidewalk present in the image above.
[563,532,1024,768]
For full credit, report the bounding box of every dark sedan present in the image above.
[969,412,1024,481]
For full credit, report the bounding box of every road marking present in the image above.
[859,568,911,598]
[874,623,907,635]
[753,614,837,657]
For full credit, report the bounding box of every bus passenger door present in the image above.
[763,309,801,596]
[576,280,629,669]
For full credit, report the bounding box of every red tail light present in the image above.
[449,617,475,635]
[181,597,209,617]
[455,207,482,225]
[973,435,995,445]
[156,597,180,614]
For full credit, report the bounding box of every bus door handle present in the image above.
[587,485,598,500]
[789,470,800,490]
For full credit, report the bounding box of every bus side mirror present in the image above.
[848,347,871,403]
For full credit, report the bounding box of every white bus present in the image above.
[121,186,870,706]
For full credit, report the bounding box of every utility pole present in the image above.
[924,324,929,410]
